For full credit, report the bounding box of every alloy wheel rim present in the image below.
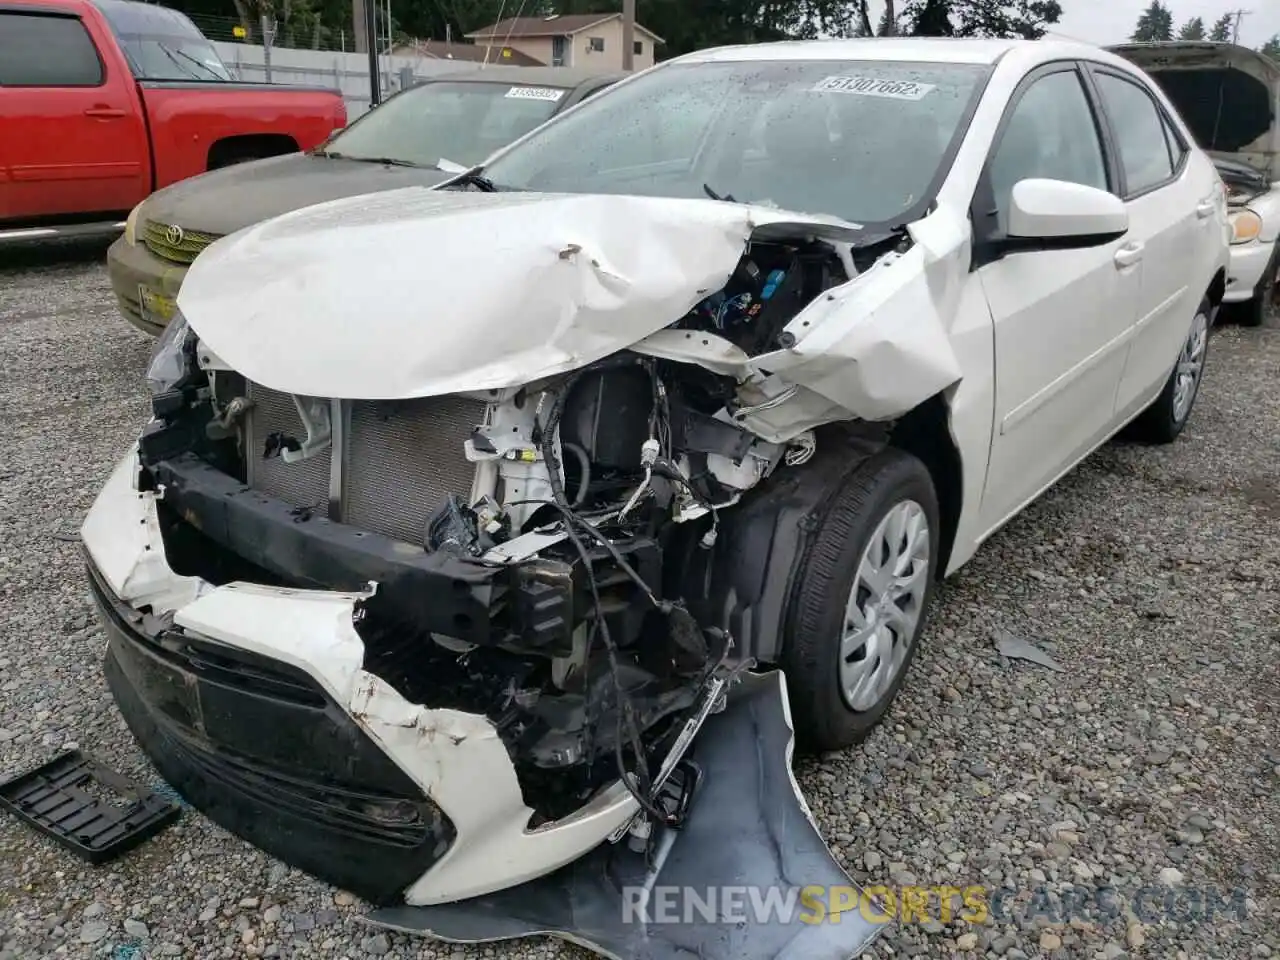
[1172,310,1208,424]
[839,499,930,712]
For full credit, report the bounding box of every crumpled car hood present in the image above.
[178,187,866,400]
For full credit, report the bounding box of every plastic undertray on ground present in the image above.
[368,671,887,960]
[0,749,181,863]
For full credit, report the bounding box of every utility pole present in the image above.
[1230,9,1250,45]
[353,0,368,52]
[364,0,380,105]
[622,0,635,71]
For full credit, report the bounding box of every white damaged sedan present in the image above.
[82,37,1229,958]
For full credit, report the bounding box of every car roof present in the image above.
[675,36,1110,67]
[417,65,625,90]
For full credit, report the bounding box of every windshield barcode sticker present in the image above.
[505,86,566,101]
[811,76,936,100]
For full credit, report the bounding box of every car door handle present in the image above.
[1114,242,1144,269]
[1195,200,1215,219]
[84,107,127,119]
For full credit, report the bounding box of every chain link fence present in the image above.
[191,12,522,119]
[188,11,375,53]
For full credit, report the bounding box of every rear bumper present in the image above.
[81,445,638,905]
[106,235,187,336]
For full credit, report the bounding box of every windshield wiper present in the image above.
[703,183,737,203]
[157,42,223,80]
[311,150,422,168]
[451,165,498,192]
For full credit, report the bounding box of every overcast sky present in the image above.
[865,0,1279,48]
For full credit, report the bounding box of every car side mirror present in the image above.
[1006,178,1128,247]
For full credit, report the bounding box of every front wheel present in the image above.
[782,449,940,752]
[1129,296,1211,444]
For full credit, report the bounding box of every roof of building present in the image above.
[467,13,664,44]
[411,64,627,89]
[393,39,544,65]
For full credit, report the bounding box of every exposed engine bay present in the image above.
[142,227,903,827]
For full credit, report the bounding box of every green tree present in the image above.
[1208,13,1233,41]
[1130,0,1173,42]
[1177,16,1205,40]
[903,0,1062,39]
[1261,35,1280,61]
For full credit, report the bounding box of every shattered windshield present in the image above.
[116,33,232,81]
[322,80,570,168]
[482,59,989,225]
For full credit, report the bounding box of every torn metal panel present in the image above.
[79,446,206,613]
[178,190,856,401]
[748,216,968,422]
[366,671,888,960]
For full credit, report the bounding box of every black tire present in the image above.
[1129,296,1211,444]
[782,448,940,752]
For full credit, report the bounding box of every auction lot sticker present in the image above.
[812,76,936,100]
[506,86,566,100]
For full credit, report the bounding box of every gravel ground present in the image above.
[0,239,1276,960]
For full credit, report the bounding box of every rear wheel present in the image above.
[782,449,939,751]
[1129,295,1210,444]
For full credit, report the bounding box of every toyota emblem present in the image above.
[164,224,185,245]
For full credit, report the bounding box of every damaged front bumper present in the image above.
[83,447,639,906]
[85,447,885,957]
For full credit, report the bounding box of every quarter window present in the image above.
[0,13,104,86]
[988,70,1108,232]
[1094,73,1176,195]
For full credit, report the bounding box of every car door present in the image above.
[0,8,148,221]
[1084,65,1209,420]
[972,63,1141,536]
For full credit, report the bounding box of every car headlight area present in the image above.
[1228,208,1263,245]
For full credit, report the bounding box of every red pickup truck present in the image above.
[0,0,346,240]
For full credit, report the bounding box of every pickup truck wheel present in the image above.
[1129,295,1211,444]
[782,449,939,752]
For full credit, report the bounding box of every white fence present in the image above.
[211,42,557,119]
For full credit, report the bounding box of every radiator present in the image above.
[344,396,487,544]
[244,384,486,545]
[244,383,332,513]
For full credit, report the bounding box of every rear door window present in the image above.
[0,13,104,86]
[1093,72,1178,196]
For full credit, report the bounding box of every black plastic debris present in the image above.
[0,750,181,863]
